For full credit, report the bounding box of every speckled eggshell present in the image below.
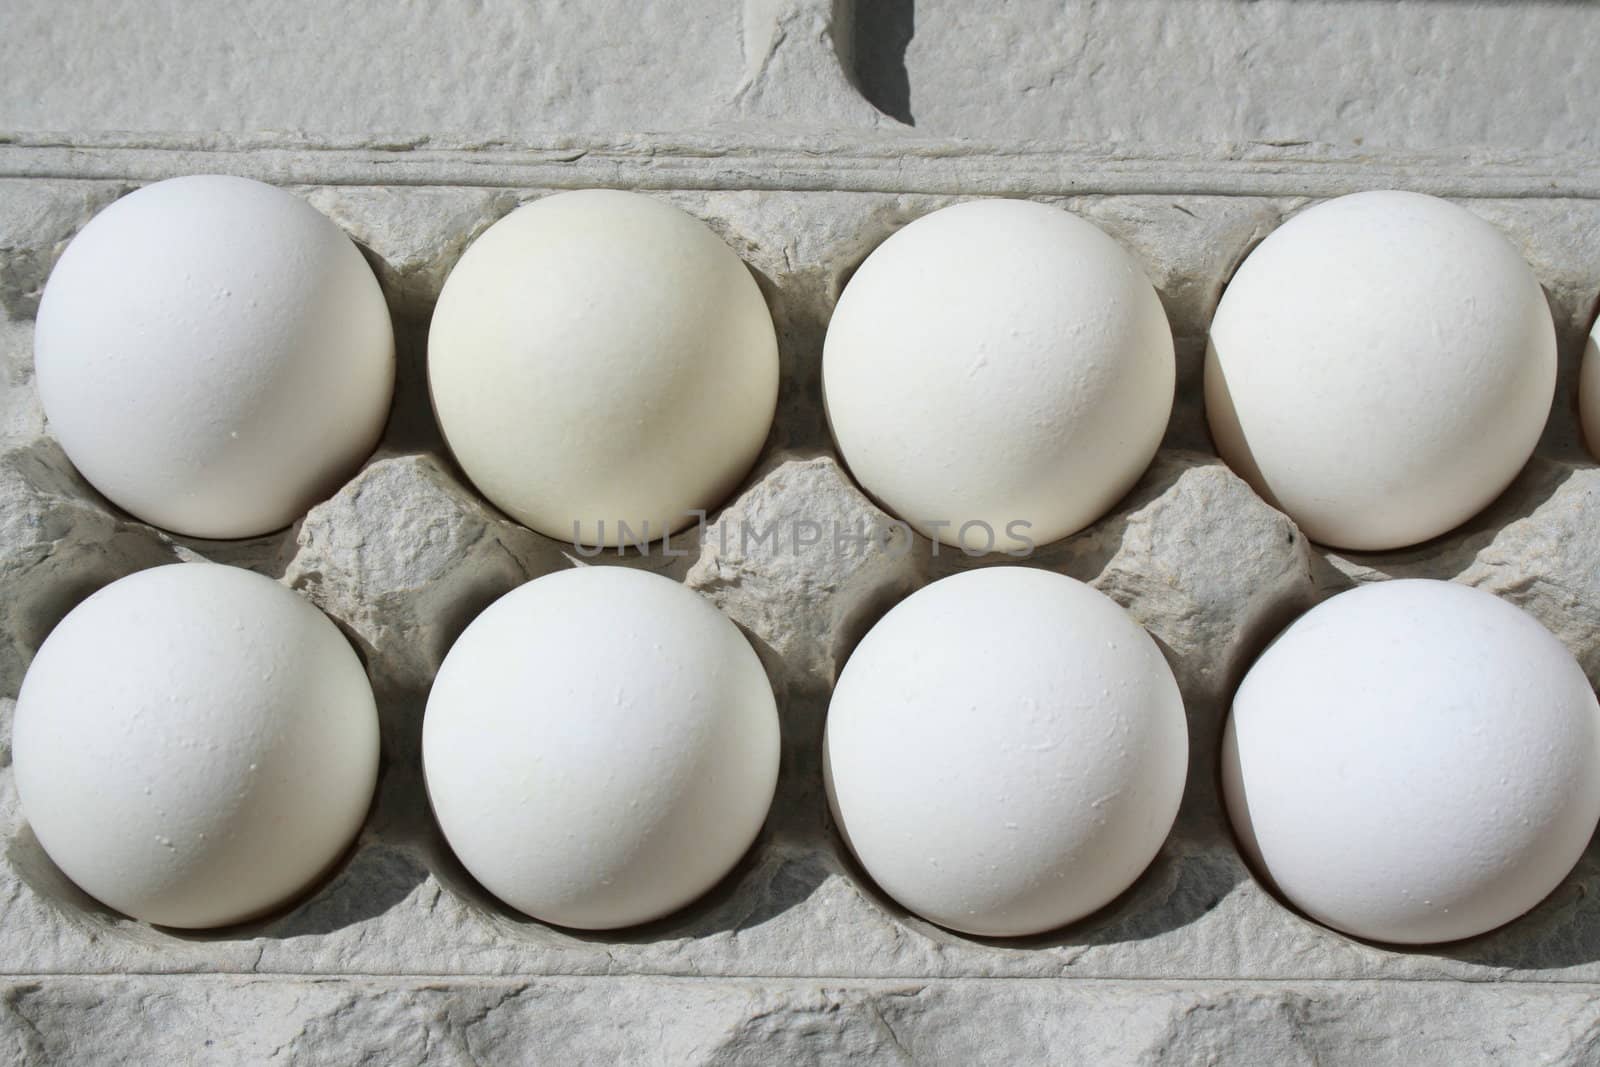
[1222,579,1600,945]
[824,567,1188,937]
[422,566,780,929]
[427,190,779,547]
[33,175,395,539]
[11,563,380,929]
[822,198,1175,553]
[1206,190,1555,551]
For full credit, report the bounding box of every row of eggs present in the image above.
[31,175,1597,553]
[14,559,1600,947]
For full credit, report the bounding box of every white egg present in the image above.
[1222,579,1600,945]
[822,199,1174,554]
[1206,190,1554,551]
[33,175,395,539]
[11,563,380,929]
[824,567,1188,937]
[422,566,780,929]
[428,191,779,547]
[1580,315,1600,460]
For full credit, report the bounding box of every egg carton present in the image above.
[3,173,1600,1064]
[7,0,1600,1060]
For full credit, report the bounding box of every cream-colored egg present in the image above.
[33,175,395,539]
[11,563,379,929]
[1223,580,1600,944]
[824,567,1188,937]
[1206,191,1554,550]
[423,566,780,929]
[822,199,1175,553]
[428,191,779,547]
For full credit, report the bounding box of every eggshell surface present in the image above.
[1206,190,1554,550]
[11,563,380,929]
[428,190,779,546]
[824,567,1188,937]
[33,175,395,539]
[822,198,1175,553]
[1222,579,1600,945]
[1580,315,1600,460]
[422,566,780,929]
